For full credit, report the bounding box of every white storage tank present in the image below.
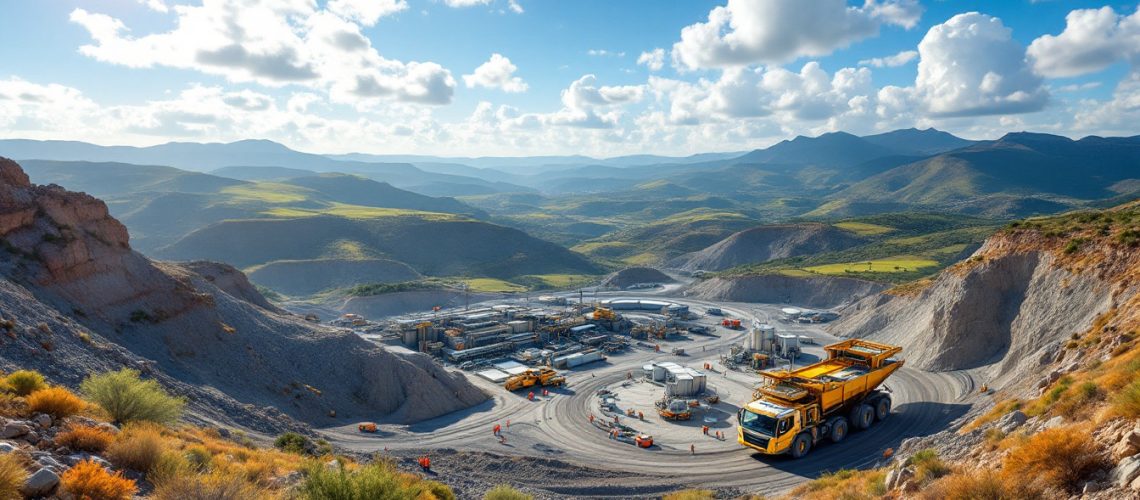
[652,364,666,381]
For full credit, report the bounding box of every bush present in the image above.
[274,432,312,455]
[485,484,534,500]
[56,424,116,453]
[4,370,45,396]
[184,445,213,472]
[26,386,85,418]
[106,423,166,473]
[298,461,455,500]
[80,369,185,425]
[1002,426,1106,492]
[152,472,272,500]
[0,453,27,500]
[922,469,1044,500]
[905,449,951,483]
[662,490,715,500]
[60,459,137,500]
[1113,379,1140,418]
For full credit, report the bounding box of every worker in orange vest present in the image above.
[418,456,431,471]
[702,425,709,435]
[588,414,595,423]
[506,419,510,430]
[528,391,535,401]
[493,424,501,436]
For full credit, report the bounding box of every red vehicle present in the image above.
[358,422,378,433]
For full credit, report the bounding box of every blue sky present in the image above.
[1,0,1138,156]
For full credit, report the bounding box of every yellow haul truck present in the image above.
[737,339,903,458]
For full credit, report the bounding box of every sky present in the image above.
[1,0,1139,157]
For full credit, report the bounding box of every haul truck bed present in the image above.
[738,339,903,458]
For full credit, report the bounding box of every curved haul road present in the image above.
[324,297,978,497]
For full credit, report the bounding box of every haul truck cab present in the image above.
[738,339,903,458]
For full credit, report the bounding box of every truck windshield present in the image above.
[739,410,778,436]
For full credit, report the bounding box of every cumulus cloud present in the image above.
[915,12,1047,117]
[463,53,528,93]
[858,49,917,68]
[1027,6,1140,78]
[508,0,523,14]
[637,48,665,71]
[327,0,408,26]
[671,0,923,70]
[69,1,454,106]
[648,62,875,126]
[137,0,169,13]
[587,49,625,57]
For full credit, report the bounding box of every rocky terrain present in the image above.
[687,274,886,309]
[599,266,675,289]
[0,157,488,435]
[807,202,1140,498]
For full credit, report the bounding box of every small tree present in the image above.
[80,369,184,425]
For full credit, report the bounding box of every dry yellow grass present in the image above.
[26,386,86,418]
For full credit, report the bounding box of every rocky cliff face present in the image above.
[831,220,1134,387]
[0,157,487,433]
[687,273,886,309]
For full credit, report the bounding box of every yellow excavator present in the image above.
[504,368,566,391]
[738,339,904,458]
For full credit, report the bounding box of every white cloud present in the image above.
[137,0,169,13]
[68,1,455,106]
[671,0,923,70]
[637,48,665,71]
[508,0,523,14]
[1055,82,1102,93]
[858,49,917,68]
[915,12,1047,117]
[588,49,626,57]
[463,53,528,93]
[327,0,408,26]
[1027,6,1140,78]
[444,0,492,7]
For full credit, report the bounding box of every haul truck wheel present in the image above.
[790,433,812,459]
[852,404,874,430]
[875,397,891,421]
[829,417,849,443]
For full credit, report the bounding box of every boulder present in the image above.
[33,414,51,429]
[1113,429,1140,461]
[1112,455,1140,488]
[20,468,59,497]
[1,422,31,439]
[1042,415,1065,429]
[997,410,1028,433]
[0,442,15,453]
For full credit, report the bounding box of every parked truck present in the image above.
[737,339,903,458]
[504,368,566,391]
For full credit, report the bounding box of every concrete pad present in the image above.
[477,369,510,382]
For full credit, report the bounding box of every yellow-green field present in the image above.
[834,221,895,236]
[261,202,460,221]
[802,256,939,275]
[220,183,313,204]
[460,278,528,293]
[623,252,662,266]
[518,274,597,288]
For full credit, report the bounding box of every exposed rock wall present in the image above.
[830,234,1119,385]
[686,274,886,309]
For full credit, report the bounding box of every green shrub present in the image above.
[1114,379,1140,418]
[80,369,184,425]
[485,484,534,500]
[4,370,46,396]
[153,471,271,500]
[905,449,951,483]
[298,461,455,500]
[274,433,311,455]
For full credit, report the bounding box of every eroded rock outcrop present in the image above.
[0,157,488,432]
